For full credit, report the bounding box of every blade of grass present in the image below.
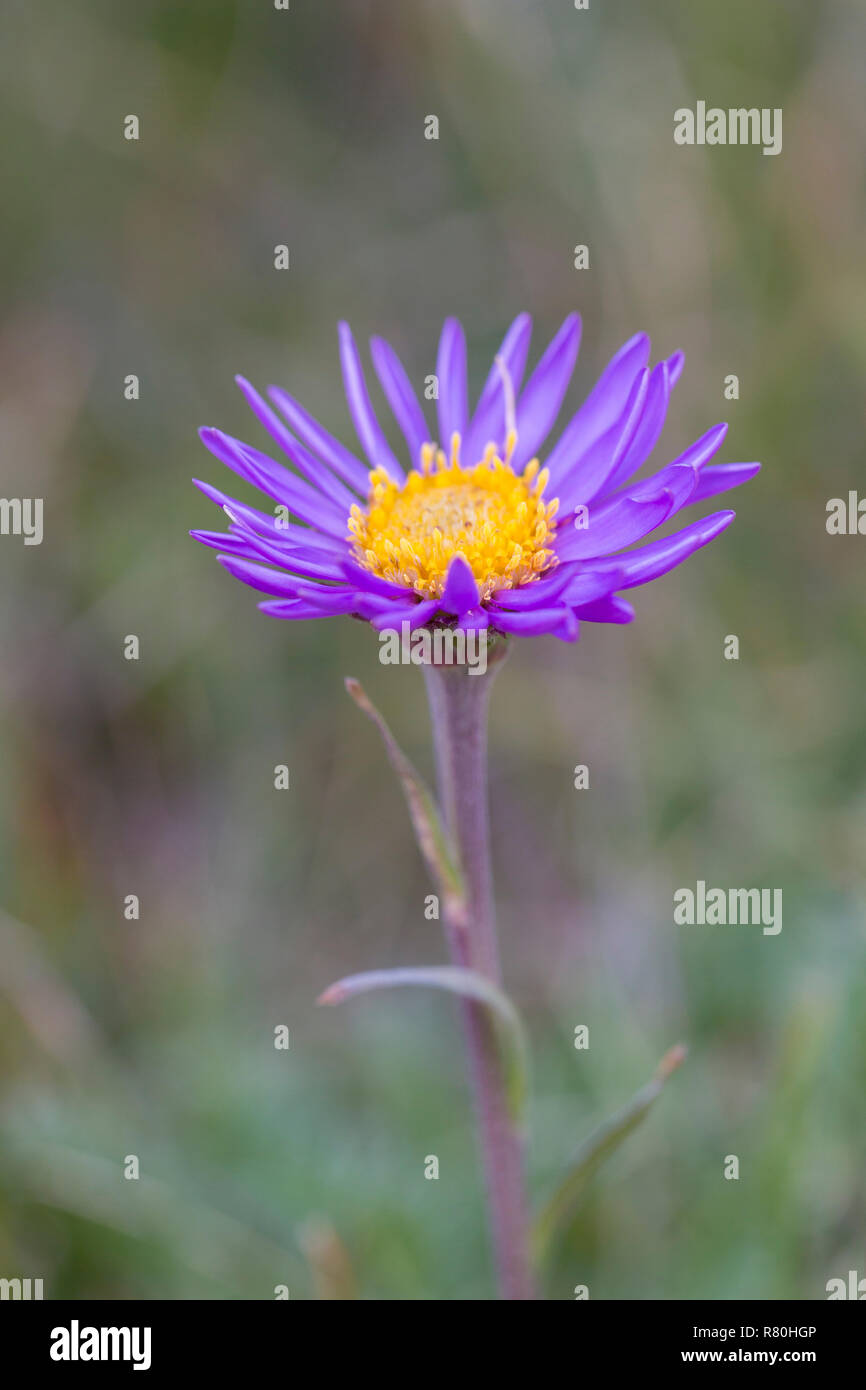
[534,1043,687,1263]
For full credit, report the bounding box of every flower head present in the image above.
[349,439,558,602]
[192,315,759,641]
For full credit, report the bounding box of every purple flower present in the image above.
[192,315,759,641]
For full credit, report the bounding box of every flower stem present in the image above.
[423,644,536,1301]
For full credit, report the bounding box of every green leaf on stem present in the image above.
[533,1043,687,1263]
[317,964,530,1123]
[344,677,466,927]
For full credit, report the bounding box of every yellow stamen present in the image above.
[349,434,559,601]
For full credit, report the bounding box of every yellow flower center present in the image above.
[348,433,559,601]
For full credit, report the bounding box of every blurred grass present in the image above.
[0,0,864,1298]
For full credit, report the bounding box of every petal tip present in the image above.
[440,553,480,614]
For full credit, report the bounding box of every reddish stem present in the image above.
[423,648,535,1301]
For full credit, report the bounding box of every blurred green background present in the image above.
[1,0,864,1300]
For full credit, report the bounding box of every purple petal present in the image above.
[339,321,404,480]
[613,422,727,518]
[552,367,650,508]
[667,350,685,386]
[602,359,671,494]
[235,376,360,510]
[671,422,729,474]
[436,318,468,444]
[492,563,620,609]
[456,607,490,632]
[487,604,580,641]
[690,462,761,502]
[259,593,361,619]
[581,510,736,589]
[266,385,371,493]
[194,479,287,534]
[465,313,532,462]
[440,553,480,616]
[244,525,347,559]
[194,478,346,554]
[190,529,261,558]
[562,331,651,448]
[218,554,339,598]
[513,313,582,466]
[557,493,675,560]
[338,560,417,599]
[558,568,627,604]
[626,459,698,514]
[199,429,349,538]
[558,424,728,561]
[368,599,440,631]
[199,427,285,492]
[573,596,635,624]
[286,581,364,610]
[370,336,430,469]
[223,522,347,580]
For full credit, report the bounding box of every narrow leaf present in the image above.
[534,1043,687,1262]
[318,964,530,1123]
[344,677,466,924]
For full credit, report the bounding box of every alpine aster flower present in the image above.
[192,315,760,641]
